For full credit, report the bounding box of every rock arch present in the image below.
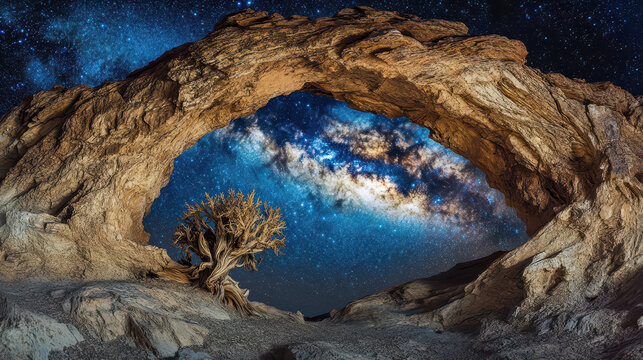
[0,7,640,329]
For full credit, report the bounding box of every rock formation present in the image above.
[0,280,489,359]
[0,5,640,337]
[330,251,507,325]
[62,282,229,357]
[0,294,84,360]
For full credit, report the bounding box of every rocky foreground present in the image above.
[1,254,641,359]
[1,279,469,360]
[1,278,639,360]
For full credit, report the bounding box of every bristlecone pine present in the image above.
[170,190,286,314]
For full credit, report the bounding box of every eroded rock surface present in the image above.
[1,279,639,359]
[251,301,306,323]
[332,181,642,337]
[330,251,506,325]
[0,5,640,343]
[0,294,83,360]
[1,280,488,360]
[62,282,229,357]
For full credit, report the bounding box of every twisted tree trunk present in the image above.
[169,191,285,314]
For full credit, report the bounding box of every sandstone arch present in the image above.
[0,7,640,330]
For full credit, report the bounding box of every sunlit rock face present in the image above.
[0,7,640,332]
[144,92,527,315]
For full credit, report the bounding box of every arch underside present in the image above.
[0,7,640,330]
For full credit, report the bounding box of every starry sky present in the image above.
[1,1,640,316]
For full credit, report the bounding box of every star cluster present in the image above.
[1,0,639,316]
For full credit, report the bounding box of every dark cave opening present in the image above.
[143,92,528,316]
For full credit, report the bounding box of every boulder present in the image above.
[0,294,83,360]
[62,282,229,358]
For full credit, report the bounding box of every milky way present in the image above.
[1,0,639,315]
[144,93,527,314]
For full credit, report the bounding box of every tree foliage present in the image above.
[170,190,286,314]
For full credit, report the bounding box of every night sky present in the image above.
[1,1,640,316]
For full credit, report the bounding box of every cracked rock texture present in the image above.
[0,294,83,360]
[62,282,229,358]
[0,5,641,338]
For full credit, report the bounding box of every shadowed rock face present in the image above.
[0,7,641,331]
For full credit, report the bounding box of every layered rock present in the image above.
[330,251,506,325]
[0,6,640,334]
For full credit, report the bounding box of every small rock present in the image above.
[251,301,306,323]
[175,348,212,360]
[50,289,66,298]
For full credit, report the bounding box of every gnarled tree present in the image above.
[166,190,285,314]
